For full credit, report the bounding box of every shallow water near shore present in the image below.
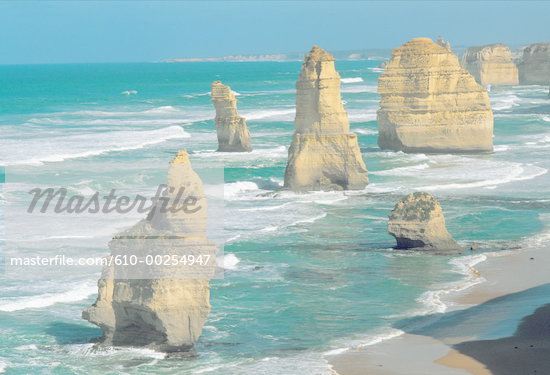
[0,61,549,374]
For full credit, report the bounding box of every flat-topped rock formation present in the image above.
[461,44,519,86]
[377,37,494,153]
[518,42,550,85]
[388,192,462,254]
[284,46,368,191]
[211,81,252,152]
[83,150,218,353]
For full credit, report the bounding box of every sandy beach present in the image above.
[328,243,550,375]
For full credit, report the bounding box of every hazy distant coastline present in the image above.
[162,49,393,63]
[162,44,535,63]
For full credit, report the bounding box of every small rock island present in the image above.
[284,46,368,191]
[388,192,463,254]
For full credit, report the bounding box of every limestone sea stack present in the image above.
[518,42,550,85]
[388,192,462,254]
[211,81,253,152]
[461,44,519,86]
[83,150,218,352]
[377,37,494,153]
[283,46,368,191]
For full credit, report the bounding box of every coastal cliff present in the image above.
[284,46,368,191]
[388,192,462,253]
[461,44,519,86]
[211,81,253,152]
[377,37,494,153]
[83,150,218,352]
[518,42,550,85]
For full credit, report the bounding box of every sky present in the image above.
[0,1,549,64]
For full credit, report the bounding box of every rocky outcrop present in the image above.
[283,46,368,191]
[211,81,252,152]
[518,43,550,85]
[388,192,462,253]
[437,36,452,52]
[377,37,494,153]
[461,44,519,86]
[83,150,218,352]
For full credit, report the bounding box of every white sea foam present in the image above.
[340,84,377,94]
[224,181,260,199]
[419,162,547,191]
[542,116,550,122]
[121,90,138,95]
[192,146,288,165]
[239,202,293,212]
[490,93,520,110]
[182,91,211,98]
[341,77,364,84]
[347,109,377,122]
[65,343,166,359]
[241,108,295,121]
[0,361,8,373]
[0,282,97,312]
[493,145,510,152]
[323,327,406,358]
[0,125,189,166]
[353,128,378,135]
[416,254,488,315]
[371,163,430,176]
[217,253,240,270]
[291,212,327,225]
[15,344,38,351]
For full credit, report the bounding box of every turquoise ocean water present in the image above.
[0,60,549,374]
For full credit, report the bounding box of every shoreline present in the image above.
[327,241,550,375]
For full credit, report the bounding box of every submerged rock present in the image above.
[518,42,550,85]
[461,43,519,86]
[283,46,368,192]
[388,192,463,254]
[377,37,494,153]
[83,150,218,352]
[211,81,253,152]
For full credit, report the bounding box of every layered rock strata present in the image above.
[211,81,253,152]
[377,37,494,153]
[518,42,550,85]
[83,150,218,352]
[388,192,462,254]
[283,46,368,191]
[461,44,519,86]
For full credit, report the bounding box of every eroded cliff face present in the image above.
[284,46,368,191]
[83,150,217,353]
[461,44,519,86]
[388,192,462,254]
[377,38,494,153]
[518,43,550,85]
[211,81,253,152]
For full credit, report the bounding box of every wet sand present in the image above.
[328,245,550,375]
